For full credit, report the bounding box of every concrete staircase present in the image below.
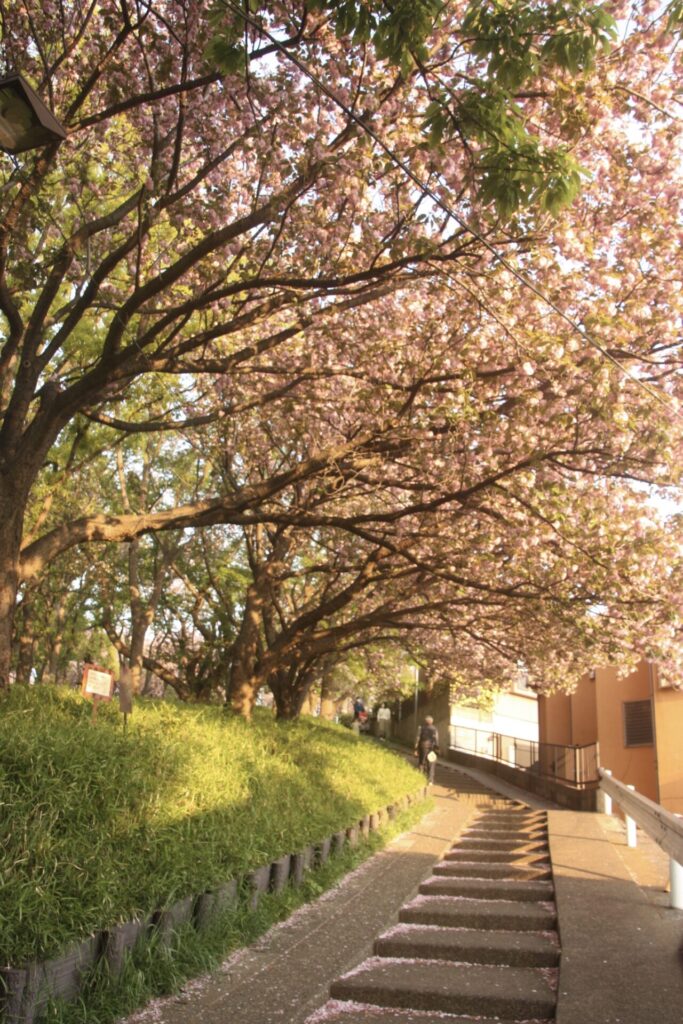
[309,800,559,1024]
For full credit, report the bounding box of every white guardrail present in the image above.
[598,767,683,910]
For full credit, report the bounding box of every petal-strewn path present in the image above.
[124,763,683,1024]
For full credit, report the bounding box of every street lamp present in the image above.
[0,73,66,154]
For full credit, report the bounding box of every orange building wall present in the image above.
[538,692,573,745]
[538,660,681,810]
[653,684,683,814]
[538,674,598,747]
[569,675,598,746]
[594,662,658,803]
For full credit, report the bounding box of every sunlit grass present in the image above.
[38,800,427,1024]
[0,686,424,963]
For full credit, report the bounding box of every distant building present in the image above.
[393,675,538,769]
[450,676,538,767]
[538,660,683,813]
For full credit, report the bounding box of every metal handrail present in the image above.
[598,767,683,909]
[450,723,599,788]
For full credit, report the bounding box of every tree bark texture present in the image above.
[0,485,30,690]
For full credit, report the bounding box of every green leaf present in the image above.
[666,0,683,33]
[204,37,247,75]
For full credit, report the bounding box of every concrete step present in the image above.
[475,818,546,831]
[307,1003,511,1024]
[476,809,545,819]
[454,834,547,846]
[374,923,560,967]
[399,895,556,931]
[451,836,547,848]
[450,835,548,851]
[419,876,554,901]
[455,836,545,850]
[444,847,547,863]
[329,957,556,1020]
[463,827,547,840]
[433,860,551,880]
[446,779,496,791]
[477,809,545,817]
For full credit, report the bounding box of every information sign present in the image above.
[81,664,115,701]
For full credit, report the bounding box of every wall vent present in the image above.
[623,700,654,747]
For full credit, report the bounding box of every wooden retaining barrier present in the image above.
[0,787,427,1024]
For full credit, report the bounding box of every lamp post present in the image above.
[0,73,66,154]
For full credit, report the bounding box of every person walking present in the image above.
[377,702,391,739]
[414,715,439,783]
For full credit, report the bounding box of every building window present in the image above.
[511,678,537,698]
[623,700,654,747]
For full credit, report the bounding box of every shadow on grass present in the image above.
[35,803,429,1024]
[0,691,423,968]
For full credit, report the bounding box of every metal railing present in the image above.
[598,767,683,910]
[450,724,599,789]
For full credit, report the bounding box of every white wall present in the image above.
[450,690,538,764]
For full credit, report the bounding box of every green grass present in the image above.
[38,801,428,1024]
[0,686,425,965]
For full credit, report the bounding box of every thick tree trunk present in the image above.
[274,689,304,720]
[129,613,148,695]
[273,666,314,720]
[320,663,337,720]
[141,667,154,695]
[230,675,258,719]
[227,576,266,719]
[45,593,67,684]
[0,492,27,691]
[15,595,36,685]
[0,588,16,690]
[274,689,309,720]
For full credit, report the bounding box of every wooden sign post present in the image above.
[118,665,133,733]
[81,663,115,721]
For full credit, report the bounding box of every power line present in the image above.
[223,0,681,418]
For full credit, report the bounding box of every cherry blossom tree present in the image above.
[203,274,683,715]
[1,0,682,711]
[79,263,683,717]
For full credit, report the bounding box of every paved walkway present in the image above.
[550,806,683,1024]
[124,762,683,1024]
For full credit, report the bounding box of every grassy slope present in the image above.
[0,686,423,964]
[40,800,428,1024]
